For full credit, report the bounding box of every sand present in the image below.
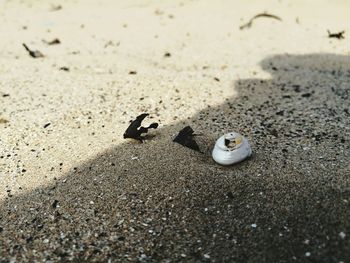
[0,0,349,262]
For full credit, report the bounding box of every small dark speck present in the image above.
[59,67,70,72]
[2,94,10,97]
[45,38,61,45]
[214,77,220,82]
[22,169,27,173]
[301,93,312,98]
[292,85,301,92]
[129,71,137,75]
[164,52,171,57]
[59,163,63,166]
[272,66,278,71]
[44,123,51,128]
[52,200,59,209]
[0,118,9,124]
[226,192,234,199]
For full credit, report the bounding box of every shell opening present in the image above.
[224,134,243,151]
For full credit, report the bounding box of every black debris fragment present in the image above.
[164,52,171,57]
[327,30,345,39]
[2,94,10,97]
[276,110,284,116]
[214,77,220,82]
[301,93,312,98]
[43,123,51,128]
[52,200,59,209]
[123,113,158,142]
[173,126,201,152]
[240,13,282,30]
[292,85,301,92]
[22,43,44,58]
[44,38,61,45]
[59,67,70,71]
[129,71,137,75]
[226,191,234,199]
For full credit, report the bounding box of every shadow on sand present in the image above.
[0,54,349,262]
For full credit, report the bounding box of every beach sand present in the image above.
[0,0,349,261]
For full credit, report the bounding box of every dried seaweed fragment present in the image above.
[240,13,282,30]
[44,38,61,45]
[327,30,345,39]
[123,113,158,142]
[22,43,44,58]
[173,126,200,152]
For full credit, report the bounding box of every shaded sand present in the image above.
[0,0,349,261]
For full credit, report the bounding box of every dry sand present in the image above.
[0,0,349,262]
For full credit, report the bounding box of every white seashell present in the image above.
[212,132,252,165]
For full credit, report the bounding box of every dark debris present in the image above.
[59,67,70,71]
[0,118,9,124]
[44,38,61,45]
[22,43,44,58]
[123,113,158,142]
[50,5,62,11]
[240,13,282,30]
[52,200,59,209]
[173,126,201,152]
[327,30,345,40]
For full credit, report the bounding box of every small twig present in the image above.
[22,43,44,58]
[240,13,282,30]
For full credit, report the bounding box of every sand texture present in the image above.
[0,0,349,262]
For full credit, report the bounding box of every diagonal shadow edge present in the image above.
[0,53,349,262]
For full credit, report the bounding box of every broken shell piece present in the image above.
[212,132,252,165]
